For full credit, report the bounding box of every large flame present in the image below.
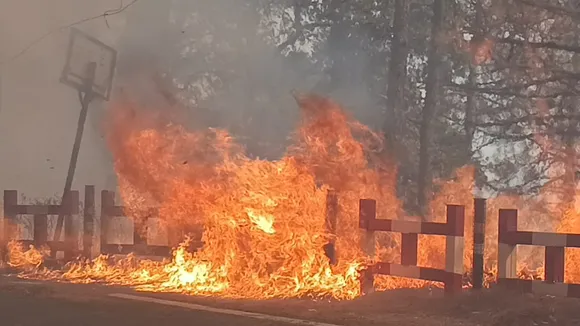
[82,93,400,299]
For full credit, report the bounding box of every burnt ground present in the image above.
[0,274,579,326]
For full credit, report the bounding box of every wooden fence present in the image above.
[498,208,580,298]
[100,190,171,257]
[9,185,580,299]
[358,199,465,295]
[2,188,82,260]
[1,185,172,260]
[1,187,342,262]
[3,186,492,297]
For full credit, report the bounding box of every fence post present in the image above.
[473,198,486,290]
[64,190,79,260]
[359,199,376,295]
[445,204,465,294]
[324,189,338,265]
[2,190,18,259]
[33,214,48,247]
[83,185,95,258]
[100,190,114,254]
[545,246,565,283]
[133,217,147,250]
[401,233,418,266]
[498,209,518,282]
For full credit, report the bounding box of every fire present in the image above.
[5,240,48,271]
[60,92,396,299]
[5,92,577,298]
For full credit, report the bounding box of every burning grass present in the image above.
[2,93,578,299]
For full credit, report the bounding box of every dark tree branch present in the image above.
[496,37,580,54]
[517,0,580,18]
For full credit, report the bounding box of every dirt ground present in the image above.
[0,274,579,326]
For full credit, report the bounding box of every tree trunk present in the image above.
[417,0,444,219]
[313,1,354,94]
[382,0,413,211]
[467,2,484,196]
[384,0,409,151]
[562,105,577,206]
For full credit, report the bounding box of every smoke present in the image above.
[0,0,382,205]
[114,0,381,160]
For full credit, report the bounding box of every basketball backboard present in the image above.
[60,28,117,100]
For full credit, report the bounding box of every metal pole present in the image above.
[473,198,486,290]
[53,62,96,259]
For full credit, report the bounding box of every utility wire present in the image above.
[0,0,140,68]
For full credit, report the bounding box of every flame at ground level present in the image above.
[8,241,365,299]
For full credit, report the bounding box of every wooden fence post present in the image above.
[133,217,147,250]
[2,190,18,259]
[498,209,518,281]
[100,190,114,254]
[324,189,338,265]
[401,233,418,266]
[33,214,48,247]
[545,246,565,283]
[359,199,376,295]
[445,204,465,294]
[63,190,79,260]
[83,185,95,258]
[473,198,486,290]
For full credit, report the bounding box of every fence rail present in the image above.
[358,199,465,295]
[2,188,81,259]
[1,185,172,260]
[100,190,171,257]
[498,208,580,298]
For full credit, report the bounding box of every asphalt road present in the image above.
[0,282,296,326]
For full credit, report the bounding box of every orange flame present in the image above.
[6,240,48,271]
[82,93,401,299]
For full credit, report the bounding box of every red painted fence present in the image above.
[498,208,580,297]
[358,199,465,295]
